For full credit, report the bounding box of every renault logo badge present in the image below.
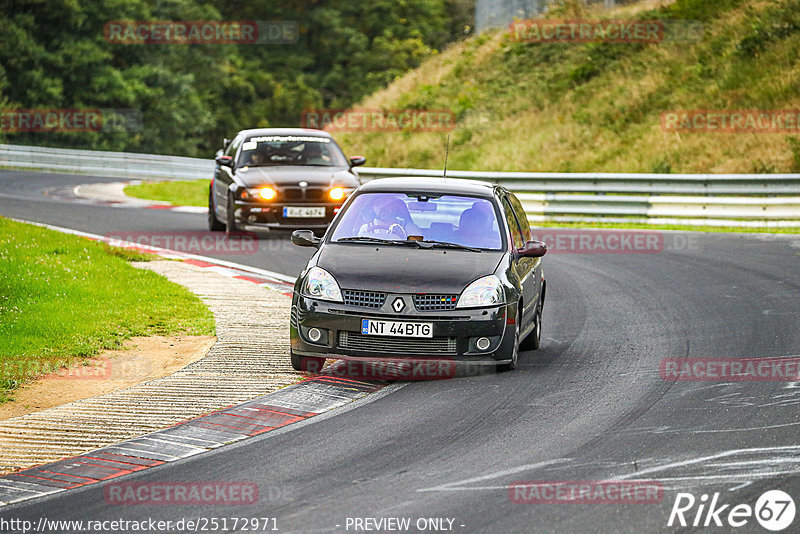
[392,297,405,313]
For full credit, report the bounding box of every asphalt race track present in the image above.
[2,169,800,533]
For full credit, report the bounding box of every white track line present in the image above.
[10,218,296,284]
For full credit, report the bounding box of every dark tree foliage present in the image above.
[0,0,472,156]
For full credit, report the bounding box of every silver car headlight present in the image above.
[301,267,343,302]
[456,275,504,308]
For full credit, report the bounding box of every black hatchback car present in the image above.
[208,128,364,232]
[289,177,547,373]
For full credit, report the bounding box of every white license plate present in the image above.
[361,319,433,338]
[283,206,326,218]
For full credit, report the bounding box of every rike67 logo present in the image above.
[668,490,795,531]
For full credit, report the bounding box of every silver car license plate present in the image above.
[283,206,326,218]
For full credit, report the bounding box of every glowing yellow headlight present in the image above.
[329,187,345,201]
[259,187,276,200]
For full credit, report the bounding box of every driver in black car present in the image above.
[358,197,422,239]
[303,142,331,165]
[250,151,265,166]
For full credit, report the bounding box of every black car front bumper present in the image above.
[290,294,518,366]
[232,200,339,229]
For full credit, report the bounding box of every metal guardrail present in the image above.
[360,167,800,196]
[0,143,214,180]
[2,143,799,226]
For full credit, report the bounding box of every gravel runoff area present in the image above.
[0,260,303,474]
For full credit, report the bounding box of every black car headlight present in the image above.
[240,187,277,201]
[301,267,343,302]
[456,275,504,308]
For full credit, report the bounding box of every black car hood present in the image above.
[234,166,357,188]
[317,244,504,294]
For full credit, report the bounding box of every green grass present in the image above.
[0,217,215,403]
[124,180,208,207]
[334,0,800,174]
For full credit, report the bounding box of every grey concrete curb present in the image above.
[0,260,302,475]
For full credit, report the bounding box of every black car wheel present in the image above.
[226,192,238,234]
[520,298,542,351]
[290,351,325,373]
[208,187,226,232]
[497,309,520,372]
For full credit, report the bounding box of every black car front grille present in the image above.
[342,290,387,309]
[413,294,459,311]
[281,188,303,201]
[338,331,457,354]
[282,187,325,202]
[305,189,325,201]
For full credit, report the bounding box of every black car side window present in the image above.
[507,193,531,241]
[502,197,525,249]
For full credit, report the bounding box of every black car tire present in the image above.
[497,309,520,372]
[520,298,542,351]
[290,351,325,373]
[226,192,238,234]
[208,187,226,232]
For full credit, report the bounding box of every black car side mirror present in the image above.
[349,155,366,167]
[518,240,547,257]
[291,230,321,247]
[215,155,234,168]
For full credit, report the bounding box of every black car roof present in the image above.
[237,127,334,139]
[358,177,499,198]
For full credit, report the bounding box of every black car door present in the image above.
[501,193,537,330]
[508,191,543,313]
[214,134,241,217]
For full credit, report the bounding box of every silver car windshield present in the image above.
[238,135,347,167]
[331,193,504,250]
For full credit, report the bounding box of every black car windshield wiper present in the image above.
[335,236,419,246]
[417,240,482,252]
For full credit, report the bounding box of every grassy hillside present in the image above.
[336,0,800,174]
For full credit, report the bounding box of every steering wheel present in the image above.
[387,223,407,239]
[366,221,407,239]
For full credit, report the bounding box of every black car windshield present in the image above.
[238,135,348,167]
[330,193,504,250]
